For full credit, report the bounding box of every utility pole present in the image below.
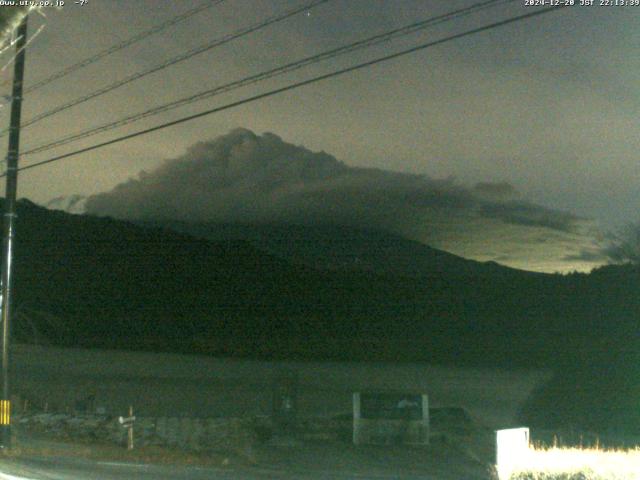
[0,13,28,450]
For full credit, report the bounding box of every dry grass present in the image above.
[501,444,640,480]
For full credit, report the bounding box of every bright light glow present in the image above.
[0,471,37,480]
[498,444,640,480]
[0,7,43,73]
[496,427,531,480]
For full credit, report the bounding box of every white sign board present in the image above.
[495,427,530,480]
[118,415,136,427]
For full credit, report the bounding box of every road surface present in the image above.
[0,455,489,480]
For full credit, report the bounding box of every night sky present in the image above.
[0,0,637,273]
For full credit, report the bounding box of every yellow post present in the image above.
[0,400,9,427]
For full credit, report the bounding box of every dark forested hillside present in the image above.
[6,199,639,374]
[8,199,640,432]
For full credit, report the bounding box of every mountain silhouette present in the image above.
[5,198,640,432]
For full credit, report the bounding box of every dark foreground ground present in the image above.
[4,403,499,479]
[0,457,486,480]
[1,431,496,480]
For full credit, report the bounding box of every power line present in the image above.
[6,4,568,178]
[4,0,329,136]
[22,0,224,95]
[23,0,513,157]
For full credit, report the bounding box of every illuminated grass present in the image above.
[501,445,640,480]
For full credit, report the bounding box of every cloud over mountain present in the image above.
[84,128,604,272]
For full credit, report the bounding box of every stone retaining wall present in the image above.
[17,413,261,452]
[16,412,352,452]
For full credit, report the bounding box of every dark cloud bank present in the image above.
[84,128,605,273]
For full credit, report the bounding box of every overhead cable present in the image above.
[6,0,329,135]
[8,5,568,177]
[23,0,224,95]
[23,0,513,156]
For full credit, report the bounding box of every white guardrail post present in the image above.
[118,405,136,450]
